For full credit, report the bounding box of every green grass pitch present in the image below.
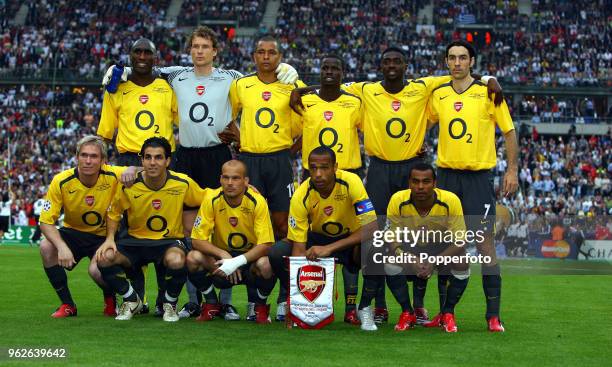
[1,246,611,366]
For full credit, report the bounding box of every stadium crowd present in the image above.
[179,0,265,27]
[0,0,608,87]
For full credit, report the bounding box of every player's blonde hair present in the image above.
[76,135,108,161]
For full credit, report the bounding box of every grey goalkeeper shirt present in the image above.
[160,67,242,148]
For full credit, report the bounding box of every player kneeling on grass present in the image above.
[39,135,138,318]
[266,146,378,328]
[387,163,470,333]
[96,137,206,322]
[187,160,276,323]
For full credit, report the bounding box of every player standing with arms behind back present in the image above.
[428,40,519,332]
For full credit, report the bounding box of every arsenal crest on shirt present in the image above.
[454,101,463,112]
[324,206,333,216]
[262,91,271,101]
[152,199,162,210]
[323,111,333,121]
[196,85,205,96]
[139,95,149,104]
[85,196,94,206]
[229,217,238,227]
[392,100,401,112]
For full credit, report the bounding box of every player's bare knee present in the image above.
[254,257,273,279]
[39,239,57,264]
[185,250,203,272]
[164,250,185,269]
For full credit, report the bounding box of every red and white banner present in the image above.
[287,257,335,329]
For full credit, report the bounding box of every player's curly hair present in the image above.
[186,26,219,51]
[409,162,436,180]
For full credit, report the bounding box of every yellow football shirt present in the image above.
[288,170,376,242]
[229,74,306,153]
[294,91,363,170]
[39,165,127,236]
[191,187,274,253]
[108,171,205,240]
[98,79,179,154]
[343,76,451,161]
[429,80,515,170]
[387,188,466,247]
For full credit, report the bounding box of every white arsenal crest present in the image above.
[323,111,333,121]
[139,95,149,104]
[454,101,463,112]
[196,85,205,95]
[392,100,401,112]
[152,199,162,210]
[262,91,271,101]
[297,265,326,302]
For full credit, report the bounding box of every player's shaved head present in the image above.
[222,160,248,178]
[254,34,279,52]
[381,47,406,61]
[131,38,157,53]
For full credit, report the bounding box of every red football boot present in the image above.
[488,316,505,332]
[103,296,117,317]
[196,303,221,322]
[51,304,77,318]
[343,309,360,325]
[394,311,417,331]
[441,313,458,333]
[255,304,271,324]
[423,313,442,328]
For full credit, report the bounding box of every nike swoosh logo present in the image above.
[246,84,255,88]
[134,194,143,198]
[312,202,319,209]
[374,92,383,96]
[122,91,132,95]
[178,77,188,81]
[220,208,226,212]
[306,104,316,108]
[68,190,77,194]
[440,95,449,100]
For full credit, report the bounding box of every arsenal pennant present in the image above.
[196,85,205,95]
[85,196,94,206]
[323,111,333,121]
[324,206,333,216]
[392,100,401,112]
[229,217,238,227]
[288,257,335,329]
[152,199,162,210]
[139,95,149,104]
[454,101,463,112]
[262,91,271,101]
